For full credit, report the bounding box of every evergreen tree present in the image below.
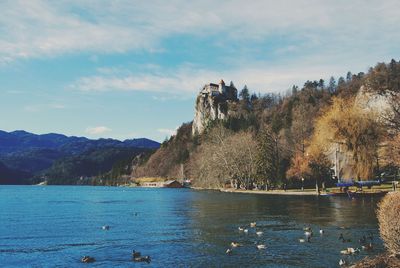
[328,76,336,93]
[346,71,352,82]
[239,85,250,101]
[255,128,278,188]
[318,79,325,90]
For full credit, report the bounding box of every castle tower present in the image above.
[218,79,225,94]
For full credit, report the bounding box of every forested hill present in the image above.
[0,130,160,185]
[0,130,159,154]
[133,59,400,189]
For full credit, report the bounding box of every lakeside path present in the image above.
[220,188,319,195]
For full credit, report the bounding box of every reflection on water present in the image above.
[0,186,384,267]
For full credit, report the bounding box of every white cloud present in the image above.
[157,128,177,137]
[71,60,346,95]
[85,126,112,135]
[0,0,399,63]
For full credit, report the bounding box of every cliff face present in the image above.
[192,80,237,135]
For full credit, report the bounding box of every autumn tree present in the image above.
[311,97,383,181]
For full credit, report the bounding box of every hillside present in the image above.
[0,161,31,185]
[133,59,400,189]
[0,130,160,185]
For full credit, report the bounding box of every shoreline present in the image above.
[192,187,395,196]
[219,188,319,195]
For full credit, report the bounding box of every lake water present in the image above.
[0,186,385,267]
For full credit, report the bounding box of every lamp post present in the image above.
[301,177,304,191]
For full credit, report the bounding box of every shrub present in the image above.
[377,192,400,255]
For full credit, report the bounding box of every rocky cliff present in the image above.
[192,79,238,135]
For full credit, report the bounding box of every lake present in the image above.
[0,186,384,267]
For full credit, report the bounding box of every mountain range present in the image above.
[0,130,160,185]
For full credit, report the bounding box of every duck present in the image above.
[243,229,249,233]
[340,249,351,255]
[303,226,312,231]
[256,244,266,250]
[339,259,346,266]
[230,242,241,248]
[256,231,263,236]
[304,231,312,237]
[81,256,95,263]
[319,229,324,235]
[226,248,233,255]
[362,243,373,251]
[132,250,141,258]
[133,256,151,263]
[250,222,257,228]
[341,247,358,255]
[299,238,305,243]
[102,225,110,230]
[367,233,374,241]
[339,233,344,240]
[238,226,245,231]
[359,235,367,245]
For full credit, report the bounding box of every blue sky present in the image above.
[1,0,399,142]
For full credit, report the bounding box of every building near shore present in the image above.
[141,180,183,188]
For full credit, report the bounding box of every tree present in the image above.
[328,76,336,93]
[337,76,346,91]
[291,85,299,95]
[255,128,279,189]
[318,79,325,90]
[239,85,250,101]
[346,71,352,82]
[189,125,257,189]
[290,102,314,155]
[311,97,383,180]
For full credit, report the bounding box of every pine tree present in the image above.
[255,128,278,189]
[328,76,336,93]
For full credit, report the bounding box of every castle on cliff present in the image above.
[200,79,238,101]
[192,79,238,135]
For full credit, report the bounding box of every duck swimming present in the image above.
[132,250,141,258]
[256,244,266,250]
[256,231,263,236]
[133,256,151,263]
[226,248,233,255]
[250,222,257,228]
[362,243,373,251]
[231,242,241,248]
[102,225,110,230]
[81,256,95,263]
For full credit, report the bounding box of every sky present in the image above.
[0,0,399,142]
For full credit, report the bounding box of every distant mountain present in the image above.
[0,161,31,185]
[0,130,160,155]
[0,130,160,185]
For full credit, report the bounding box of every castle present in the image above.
[192,79,238,135]
[199,79,238,101]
